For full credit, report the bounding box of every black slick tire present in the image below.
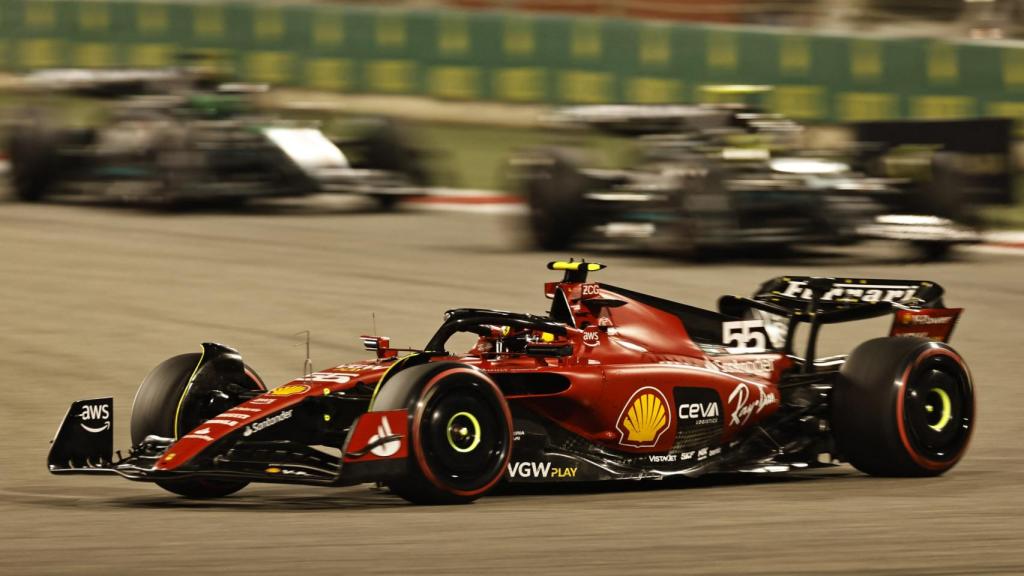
[8,116,61,202]
[131,353,264,498]
[374,363,513,505]
[832,337,974,477]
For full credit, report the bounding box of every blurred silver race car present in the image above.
[512,99,995,259]
[7,68,429,208]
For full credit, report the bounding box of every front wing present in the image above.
[47,398,411,487]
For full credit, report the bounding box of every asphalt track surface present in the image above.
[1,197,1022,575]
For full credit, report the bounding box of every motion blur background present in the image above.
[6,0,1024,203]
[2,1,1024,574]
[0,2,1020,160]
[6,0,1024,115]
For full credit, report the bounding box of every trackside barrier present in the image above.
[2,0,1024,123]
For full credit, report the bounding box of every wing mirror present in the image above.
[360,335,398,359]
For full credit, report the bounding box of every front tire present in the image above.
[832,337,974,477]
[375,363,513,504]
[131,352,265,498]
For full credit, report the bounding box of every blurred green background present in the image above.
[4,0,1024,123]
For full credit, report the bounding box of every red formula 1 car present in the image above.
[48,261,975,504]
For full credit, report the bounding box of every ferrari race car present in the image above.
[49,261,974,504]
[7,68,428,208]
[513,103,991,258]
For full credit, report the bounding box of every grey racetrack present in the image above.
[1,199,1022,575]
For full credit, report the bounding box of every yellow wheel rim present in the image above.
[446,411,481,453]
[926,387,953,432]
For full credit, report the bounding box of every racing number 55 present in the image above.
[722,320,769,353]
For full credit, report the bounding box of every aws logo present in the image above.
[615,387,671,448]
[78,403,110,434]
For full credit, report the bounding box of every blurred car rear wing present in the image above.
[854,117,1014,205]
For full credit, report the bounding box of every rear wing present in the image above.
[544,105,737,137]
[757,276,959,343]
[23,68,182,97]
[755,276,945,310]
[854,117,1014,206]
[719,276,961,369]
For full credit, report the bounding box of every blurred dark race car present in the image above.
[511,98,999,259]
[48,261,974,504]
[6,67,429,208]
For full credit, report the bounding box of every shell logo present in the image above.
[269,383,311,396]
[615,387,671,448]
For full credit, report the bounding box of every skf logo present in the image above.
[368,416,401,457]
[615,387,671,448]
[78,403,110,433]
[269,383,311,396]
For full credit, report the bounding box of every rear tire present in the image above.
[832,337,974,477]
[376,363,512,505]
[8,115,62,202]
[524,151,587,251]
[369,193,401,210]
[912,240,954,261]
[359,119,431,188]
[131,352,265,498]
[929,152,973,223]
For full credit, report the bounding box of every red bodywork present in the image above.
[159,278,786,472]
